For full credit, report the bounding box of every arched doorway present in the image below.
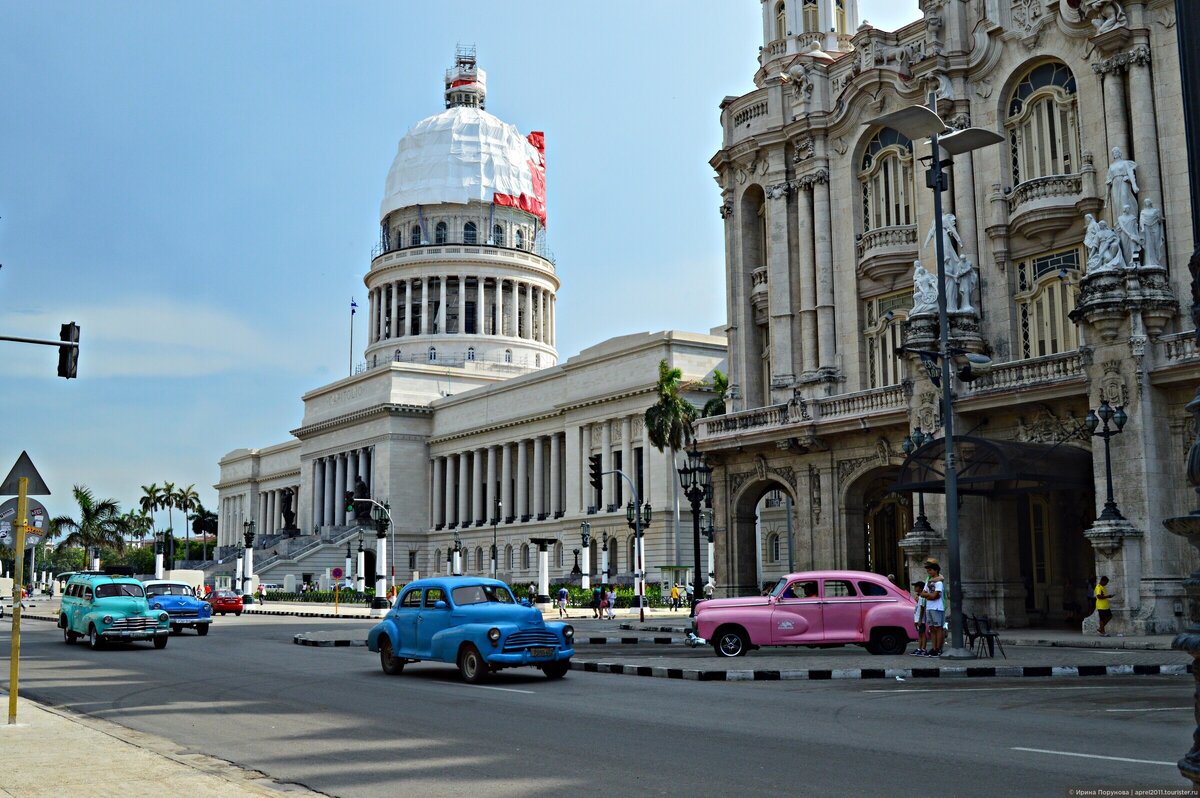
[727,475,798,596]
[844,466,910,584]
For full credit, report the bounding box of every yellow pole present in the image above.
[334,582,339,616]
[8,476,28,725]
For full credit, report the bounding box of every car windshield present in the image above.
[146,584,192,597]
[95,583,145,599]
[769,578,790,597]
[451,584,516,606]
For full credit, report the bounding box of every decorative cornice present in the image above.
[290,403,434,439]
[1092,45,1150,75]
[765,181,792,200]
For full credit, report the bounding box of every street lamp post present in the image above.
[1086,401,1129,521]
[370,503,391,610]
[866,96,1005,659]
[451,530,462,576]
[491,500,501,579]
[677,441,713,618]
[601,531,609,588]
[356,531,366,593]
[153,531,165,579]
[625,499,652,622]
[241,520,256,601]
[901,428,936,533]
[580,522,591,591]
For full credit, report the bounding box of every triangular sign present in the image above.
[0,451,51,496]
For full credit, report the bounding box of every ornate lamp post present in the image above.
[153,531,165,580]
[356,530,366,593]
[901,427,936,533]
[451,529,462,576]
[580,522,591,590]
[1085,401,1129,521]
[601,531,610,588]
[625,499,652,621]
[370,503,391,610]
[491,499,501,579]
[701,507,715,589]
[241,520,256,601]
[677,441,714,617]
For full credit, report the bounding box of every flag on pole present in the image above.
[351,299,358,315]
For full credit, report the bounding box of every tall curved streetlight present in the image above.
[677,441,713,617]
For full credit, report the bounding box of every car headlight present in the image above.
[158,613,169,623]
[152,603,162,610]
[487,627,501,646]
[102,615,113,624]
[562,625,574,640]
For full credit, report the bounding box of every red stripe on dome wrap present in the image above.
[493,131,547,226]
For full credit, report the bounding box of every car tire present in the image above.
[153,635,168,650]
[458,644,488,683]
[63,622,77,645]
[170,625,182,635]
[196,624,209,636]
[235,611,242,617]
[713,627,749,658]
[88,625,104,650]
[541,661,569,679]
[379,637,405,675]
[868,627,908,656]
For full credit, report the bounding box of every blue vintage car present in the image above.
[367,576,574,682]
[143,580,213,635]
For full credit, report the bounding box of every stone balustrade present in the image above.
[855,224,918,260]
[1162,331,1200,365]
[695,404,787,439]
[964,351,1086,393]
[815,384,907,420]
[694,385,907,443]
[732,98,769,128]
[1007,174,1083,212]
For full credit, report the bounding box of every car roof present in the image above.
[67,573,142,586]
[400,576,511,591]
[142,580,189,587]
[780,570,896,582]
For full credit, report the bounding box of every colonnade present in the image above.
[219,494,246,546]
[257,485,299,536]
[367,274,555,346]
[311,448,374,529]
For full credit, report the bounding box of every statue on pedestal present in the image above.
[1084,0,1127,34]
[911,260,939,315]
[1106,147,1139,221]
[1116,204,1143,267]
[280,488,297,530]
[1139,199,1166,268]
[924,213,965,264]
[1086,219,1128,273]
[353,477,372,523]
[922,214,977,314]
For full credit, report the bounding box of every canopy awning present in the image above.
[893,435,1092,496]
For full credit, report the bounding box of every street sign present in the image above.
[0,498,47,548]
[331,567,344,580]
[0,452,50,496]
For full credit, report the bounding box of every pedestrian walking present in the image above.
[605,587,616,620]
[557,585,569,618]
[1095,576,1116,636]
[670,584,681,611]
[909,581,928,656]
[920,562,946,657]
[527,583,536,606]
[591,586,602,618]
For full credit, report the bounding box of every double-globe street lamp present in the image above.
[867,95,1004,658]
[901,427,936,534]
[370,502,391,609]
[677,441,713,617]
[579,522,591,590]
[625,499,652,621]
[241,520,255,600]
[1086,400,1129,521]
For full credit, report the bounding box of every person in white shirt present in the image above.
[605,588,616,620]
[910,580,929,656]
[920,563,946,657]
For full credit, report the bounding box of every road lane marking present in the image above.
[1104,707,1190,713]
[1011,747,1175,766]
[460,684,535,695]
[865,686,1109,694]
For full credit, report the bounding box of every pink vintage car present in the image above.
[693,570,917,657]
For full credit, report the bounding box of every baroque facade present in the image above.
[213,51,726,595]
[698,0,1196,633]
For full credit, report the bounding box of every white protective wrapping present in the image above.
[380,106,545,223]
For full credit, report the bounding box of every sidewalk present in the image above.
[0,692,322,798]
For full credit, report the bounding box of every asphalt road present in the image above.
[2,615,1192,797]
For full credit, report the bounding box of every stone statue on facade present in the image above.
[922,214,977,314]
[1106,147,1139,220]
[924,213,965,264]
[910,260,939,316]
[1139,198,1166,268]
[1087,220,1128,272]
[1116,204,1143,266]
[280,488,297,530]
[1084,0,1127,34]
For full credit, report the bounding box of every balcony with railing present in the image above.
[371,236,555,272]
[1006,173,1089,240]
[960,350,1086,396]
[726,89,772,144]
[856,224,919,284]
[693,385,908,444]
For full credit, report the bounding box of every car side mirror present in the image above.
[434,600,449,610]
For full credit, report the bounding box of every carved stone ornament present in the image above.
[787,390,812,422]
[915,390,940,435]
[832,137,848,156]
[1011,0,1042,35]
[1098,366,1129,408]
[1015,407,1089,445]
[791,137,815,163]
[875,437,894,465]
[766,182,792,201]
[1083,0,1128,35]
[837,455,877,488]
[720,200,734,219]
[809,465,822,525]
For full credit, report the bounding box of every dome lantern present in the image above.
[445,44,486,110]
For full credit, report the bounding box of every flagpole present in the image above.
[349,298,357,377]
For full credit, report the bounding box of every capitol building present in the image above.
[212,49,725,596]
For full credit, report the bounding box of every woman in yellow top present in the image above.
[1095,576,1116,636]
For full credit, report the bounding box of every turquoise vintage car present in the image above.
[59,573,170,649]
[367,576,574,682]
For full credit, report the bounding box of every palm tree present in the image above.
[124,509,153,547]
[189,504,218,561]
[139,483,162,531]
[702,369,729,418]
[644,358,698,453]
[160,481,177,541]
[174,484,200,559]
[49,485,125,570]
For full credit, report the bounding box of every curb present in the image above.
[581,637,676,645]
[246,608,372,619]
[293,634,367,647]
[569,661,1192,681]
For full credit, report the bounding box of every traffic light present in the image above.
[588,454,603,493]
[57,322,80,379]
[344,491,355,517]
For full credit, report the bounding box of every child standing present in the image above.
[910,580,928,656]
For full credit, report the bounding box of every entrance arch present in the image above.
[726,476,798,596]
[843,466,910,584]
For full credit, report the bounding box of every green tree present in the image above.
[644,358,698,453]
[174,484,200,559]
[189,503,218,561]
[702,368,729,418]
[160,481,177,551]
[139,483,162,532]
[48,485,125,568]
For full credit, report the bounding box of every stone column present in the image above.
[517,439,529,520]
[1099,63,1130,161]
[601,421,613,510]
[509,280,518,338]
[550,295,556,346]
[392,281,401,339]
[501,443,513,521]
[359,449,370,494]
[418,277,429,336]
[334,453,347,525]
[533,436,545,518]
[368,289,376,344]
[267,490,276,535]
[621,416,634,506]
[540,289,548,343]
[432,457,444,527]
[486,445,498,522]
[1126,46,1162,209]
[346,449,359,510]
[324,457,336,527]
[765,182,795,397]
[313,459,325,530]
[549,432,561,517]
[457,274,467,335]
[476,277,485,336]
[458,452,470,527]
[813,170,835,370]
[494,278,504,335]
[526,282,534,339]
[472,448,485,525]
[438,275,447,334]
[444,456,456,527]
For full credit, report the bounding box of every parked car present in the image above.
[207,590,243,616]
[367,576,574,682]
[58,573,170,649]
[143,579,214,635]
[692,570,917,657]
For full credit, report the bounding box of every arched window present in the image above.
[768,533,780,563]
[504,349,513,363]
[1015,246,1081,358]
[435,221,448,244]
[492,224,504,247]
[505,544,514,570]
[535,353,541,367]
[864,290,912,388]
[1006,61,1080,186]
[860,128,915,232]
[464,221,477,244]
[836,0,846,33]
[775,1,787,39]
[428,347,437,362]
[476,546,485,572]
[515,229,525,250]
[803,0,819,32]
[466,346,475,361]
[521,544,530,570]
[628,537,637,574]
[464,548,471,571]
[411,225,422,247]
[555,542,564,568]
[434,548,442,573]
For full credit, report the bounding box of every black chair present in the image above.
[977,615,1006,659]
[964,615,982,653]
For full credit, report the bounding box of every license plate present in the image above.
[530,647,554,657]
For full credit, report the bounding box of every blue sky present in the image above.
[0,1,920,522]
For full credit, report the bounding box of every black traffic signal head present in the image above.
[57,322,80,379]
[344,491,355,515]
[588,454,603,492]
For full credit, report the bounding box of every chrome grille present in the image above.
[169,611,200,619]
[502,629,559,651]
[110,616,159,631]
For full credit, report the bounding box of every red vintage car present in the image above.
[207,590,243,616]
